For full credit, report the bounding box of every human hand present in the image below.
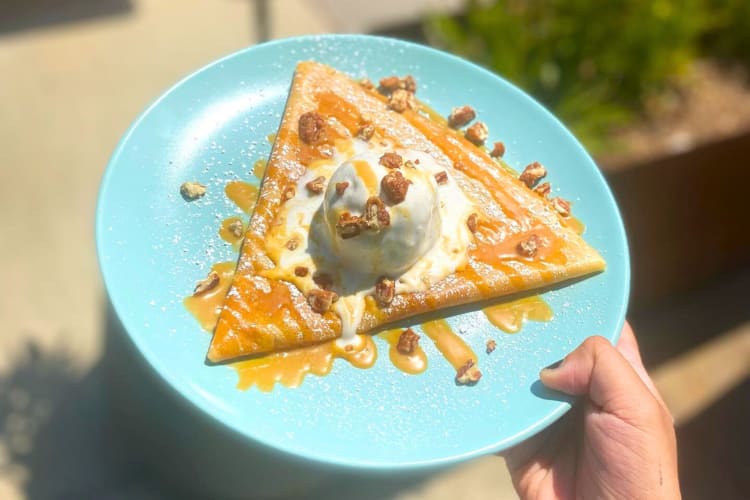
[504,323,681,499]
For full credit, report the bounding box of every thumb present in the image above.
[540,335,658,414]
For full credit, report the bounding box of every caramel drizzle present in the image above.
[482,295,553,334]
[224,181,258,214]
[380,328,428,375]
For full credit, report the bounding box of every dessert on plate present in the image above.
[206,61,605,364]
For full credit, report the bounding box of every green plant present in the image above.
[700,0,750,65]
[425,0,704,152]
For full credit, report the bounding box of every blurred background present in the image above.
[0,0,748,498]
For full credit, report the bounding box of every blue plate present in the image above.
[96,35,629,469]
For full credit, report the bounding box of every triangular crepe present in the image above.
[208,61,605,362]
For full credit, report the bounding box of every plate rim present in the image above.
[95,33,630,470]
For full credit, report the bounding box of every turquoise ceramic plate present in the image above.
[96,35,629,469]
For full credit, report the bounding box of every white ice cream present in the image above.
[318,150,441,277]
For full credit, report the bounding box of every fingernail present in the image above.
[543,359,563,371]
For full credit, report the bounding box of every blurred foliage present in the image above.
[425,0,749,152]
[701,0,750,65]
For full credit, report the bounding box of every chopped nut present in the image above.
[517,234,541,257]
[294,266,309,277]
[357,122,375,141]
[228,220,244,238]
[312,272,334,290]
[403,75,417,93]
[490,141,506,158]
[335,212,364,239]
[193,271,220,296]
[298,111,325,144]
[551,197,571,217]
[467,213,479,233]
[448,105,476,128]
[335,182,350,195]
[381,170,411,204]
[305,176,326,194]
[285,238,299,251]
[180,181,207,201]
[534,182,551,198]
[364,196,391,230]
[519,161,547,188]
[308,288,338,313]
[374,276,395,307]
[379,75,401,93]
[379,152,403,169]
[396,328,420,354]
[464,121,489,145]
[359,78,375,90]
[434,171,448,185]
[486,339,497,354]
[455,359,482,385]
[282,185,296,201]
[388,89,416,112]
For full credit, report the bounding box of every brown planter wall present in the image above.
[605,131,750,309]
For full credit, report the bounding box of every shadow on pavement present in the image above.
[0,0,132,35]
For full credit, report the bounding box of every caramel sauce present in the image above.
[233,335,377,392]
[267,132,276,145]
[218,216,245,246]
[470,224,567,271]
[563,216,585,235]
[380,329,428,375]
[252,159,267,180]
[421,319,477,370]
[183,261,236,332]
[225,181,258,214]
[483,295,553,333]
[316,91,361,135]
[352,159,379,193]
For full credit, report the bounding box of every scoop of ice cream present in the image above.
[319,150,441,277]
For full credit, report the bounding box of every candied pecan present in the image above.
[434,171,448,185]
[335,181,349,195]
[227,220,244,238]
[308,288,338,313]
[381,170,411,204]
[359,78,375,90]
[388,89,416,112]
[364,196,390,230]
[455,359,482,385]
[490,141,506,158]
[551,197,571,217]
[335,212,364,239]
[298,111,325,144]
[403,75,417,93]
[374,276,395,307]
[294,266,309,277]
[379,152,403,169]
[396,328,420,355]
[180,181,206,201]
[193,271,220,296]
[465,121,489,145]
[486,339,497,354]
[357,122,375,141]
[534,182,551,197]
[285,238,299,251]
[305,176,326,194]
[448,105,476,128]
[517,234,541,257]
[467,213,479,233]
[379,75,401,93]
[312,272,334,290]
[519,161,547,188]
[282,185,296,201]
